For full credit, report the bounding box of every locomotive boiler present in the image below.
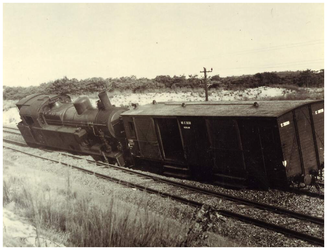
[16,91,130,166]
[16,91,324,189]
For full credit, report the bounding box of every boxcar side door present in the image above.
[179,117,211,178]
[206,118,247,182]
[133,117,162,160]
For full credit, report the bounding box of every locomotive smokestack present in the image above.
[98,91,112,110]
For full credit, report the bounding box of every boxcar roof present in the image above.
[122,100,324,118]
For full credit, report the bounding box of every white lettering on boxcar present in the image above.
[181,121,191,125]
[315,108,324,115]
[280,121,290,127]
[183,126,191,129]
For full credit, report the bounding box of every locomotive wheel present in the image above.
[91,155,105,162]
[304,174,313,185]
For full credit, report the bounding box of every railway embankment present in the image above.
[3,145,237,247]
[3,137,323,247]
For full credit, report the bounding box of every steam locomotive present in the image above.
[16,91,324,189]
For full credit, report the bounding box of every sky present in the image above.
[3,3,324,87]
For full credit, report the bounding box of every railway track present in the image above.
[3,128,325,206]
[3,126,18,131]
[3,137,324,246]
[3,127,324,199]
[2,132,324,224]
[288,187,324,199]
[3,130,21,136]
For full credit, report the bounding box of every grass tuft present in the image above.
[3,175,208,247]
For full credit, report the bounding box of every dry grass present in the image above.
[3,145,239,247]
[3,175,192,247]
[270,84,301,91]
[261,88,324,101]
[3,163,236,247]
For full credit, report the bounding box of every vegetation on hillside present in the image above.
[3,69,324,100]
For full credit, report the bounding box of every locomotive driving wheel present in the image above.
[91,155,105,162]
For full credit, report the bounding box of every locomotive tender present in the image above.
[16,91,324,189]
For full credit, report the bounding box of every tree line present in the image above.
[3,69,324,100]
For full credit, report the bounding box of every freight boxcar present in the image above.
[121,100,324,189]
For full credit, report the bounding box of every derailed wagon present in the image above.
[122,100,324,189]
[15,91,324,190]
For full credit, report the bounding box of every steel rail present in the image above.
[288,189,324,199]
[3,130,21,136]
[3,126,19,131]
[2,137,324,226]
[3,143,324,247]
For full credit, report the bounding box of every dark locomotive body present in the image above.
[16,92,324,189]
[16,92,130,166]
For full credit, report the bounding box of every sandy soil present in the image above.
[3,206,65,247]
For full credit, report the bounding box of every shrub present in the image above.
[3,69,324,100]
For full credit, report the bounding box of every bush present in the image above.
[3,69,324,100]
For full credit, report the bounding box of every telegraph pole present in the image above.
[200,67,213,101]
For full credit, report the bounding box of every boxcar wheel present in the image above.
[26,142,38,148]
